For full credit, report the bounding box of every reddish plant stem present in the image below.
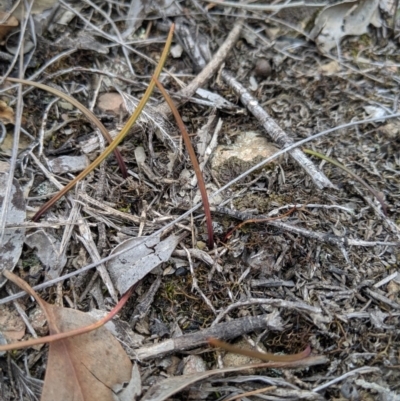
[208,338,311,362]
[153,77,214,249]
[0,270,135,351]
[224,207,297,242]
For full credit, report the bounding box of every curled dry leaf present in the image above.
[108,233,186,295]
[0,173,26,288]
[310,0,381,53]
[24,230,67,280]
[2,271,134,401]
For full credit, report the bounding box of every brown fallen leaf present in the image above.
[0,100,15,124]
[0,12,18,42]
[3,271,133,401]
[41,307,132,401]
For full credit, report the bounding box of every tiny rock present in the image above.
[97,92,125,115]
[211,131,280,184]
[182,355,207,375]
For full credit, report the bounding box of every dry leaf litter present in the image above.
[0,0,400,400]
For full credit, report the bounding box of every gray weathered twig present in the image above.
[220,70,335,189]
[135,314,284,360]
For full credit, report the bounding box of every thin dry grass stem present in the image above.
[29,153,64,192]
[202,0,328,10]
[266,203,354,215]
[156,17,245,116]
[153,77,215,249]
[30,24,175,221]
[191,117,222,187]
[312,366,381,393]
[58,0,180,84]
[37,98,58,157]
[7,291,37,338]
[76,218,118,302]
[118,91,180,152]
[77,193,141,224]
[27,49,77,83]
[81,0,134,75]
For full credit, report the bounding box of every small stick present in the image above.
[221,70,335,190]
[156,18,245,116]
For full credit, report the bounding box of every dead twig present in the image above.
[312,366,381,393]
[220,70,335,189]
[156,17,245,116]
[164,16,335,189]
[208,338,311,362]
[135,314,289,360]
[142,355,328,401]
[183,245,216,313]
[213,206,399,248]
[212,298,322,326]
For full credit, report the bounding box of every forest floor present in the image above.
[0,1,400,400]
